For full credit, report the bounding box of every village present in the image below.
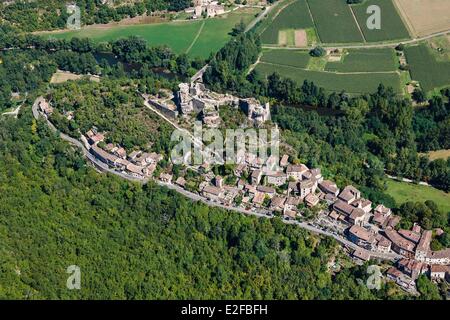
[36,73,450,296]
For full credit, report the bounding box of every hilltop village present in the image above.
[37,74,450,295]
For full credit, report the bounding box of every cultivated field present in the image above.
[260,49,311,68]
[386,180,450,214]
[260,0,314,45]
[306,0,364,43]
[351,0,410,42]
[405,44,450,93]
[325,48,397,72]
[256,61,401,94]
[42,8,258,59]
[394,0,450,37]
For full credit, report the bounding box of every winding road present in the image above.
[32,97,400,262]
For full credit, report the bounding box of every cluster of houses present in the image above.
[84,128,163,179]
[336,189,450,289]
[185,0,225,19]
[182,146,450,290]
[173,81,270,127]
[39,79,449,294]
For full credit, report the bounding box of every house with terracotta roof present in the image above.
[333,200,354,216]
[398,229,421,244]
[298,179,316,198]
[202,185,224,200]
[251,169,262,185]
[384,227,416,258]
[338,185,361,204]
[280,154,289,167]
[430,265,450,281]
[318,180,339,196]
[352,198,372,214]
[352,248,371,263]
[415,230,432,261]
[304,193,319,207]
[425,248,450,265]
[286,164,308,181]
[398,259,425,280]
[160,173,173,183]
[252,191,265,207]
[270,196,286,212]
[348,208,367,226]
[375,235,392,253]
[348,225,375,248]
[266,171,287,186]
[257,185,276,198]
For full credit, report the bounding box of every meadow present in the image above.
[405,44,450,93]
[351,0,410,42]
[385,180,450,214]
[260,0,314,45]
[260,49,311,68]
[41,8,259,59]
[256,62,401,94]
[306,0,364,43]
[325,48,397,72]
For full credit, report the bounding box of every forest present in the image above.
[0,0,193,32]
[0,111,426,299]
[203,32,450,194]
[0,12,448,299]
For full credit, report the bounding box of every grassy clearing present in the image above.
[306,27,319,46]
[325,48,397,72]
[260,49,311,68]
[260,0,314,45]
[385,180,450,213]
[306,56,327,71]
[256,62,401,94]
[420,149,450,161]
[351,0,410,42]
[405,44,450,93]
[42,9,258,59]
[306,0,364,44]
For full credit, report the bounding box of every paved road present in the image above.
[32,97,148,183]
[262,29,450,50]
[33,97,401,262]
[2,104,22,118]
[245,5,273,33]
[160,179,400,261]
[142,94,224,164]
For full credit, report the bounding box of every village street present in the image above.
[32,96,403,263]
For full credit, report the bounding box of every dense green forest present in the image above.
[0,0,193,32]
[0,111,414,299]
[0,11,448,299]
[204,32,450,193]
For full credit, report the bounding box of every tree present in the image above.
[309,46,326,57]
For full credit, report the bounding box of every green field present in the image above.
[306,0,364,43]
[42,9,259,59]
[351,0,410,42]
[325,48,397,72]
[256,61,401,94]
[386,180,450,213]
[405,44,450,93]
[260,49,311,68]
[260,0,314,45]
